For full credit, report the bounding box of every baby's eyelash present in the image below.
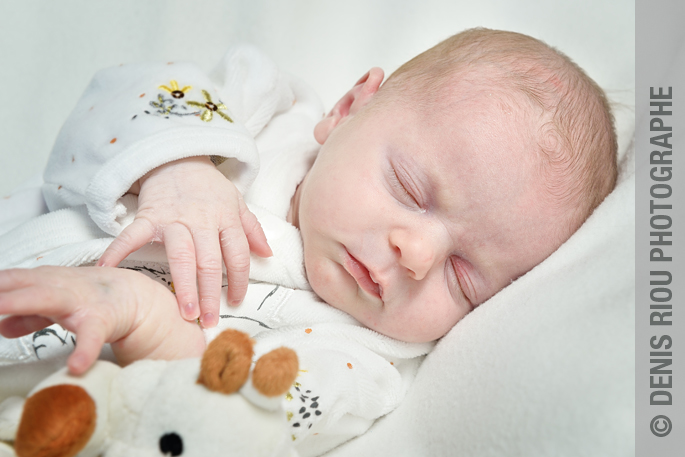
[450,258,474,308]
[390,167,419,206]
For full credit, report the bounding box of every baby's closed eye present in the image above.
[447,256,476,309]
[388,164,422,209]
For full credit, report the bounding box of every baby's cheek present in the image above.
[391,298,465,343]
[304,255,337,300]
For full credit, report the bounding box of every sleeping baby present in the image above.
[0,28,616,454]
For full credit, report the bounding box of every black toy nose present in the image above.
[159,432,184,456]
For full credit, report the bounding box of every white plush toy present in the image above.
[0,329,299,457]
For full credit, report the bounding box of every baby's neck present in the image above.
[286,179,305,229]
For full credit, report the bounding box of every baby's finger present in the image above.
[0,315,55,338]
[238,197,272,258]
[0,286,75,317]
[219,222,250,307]
[164,223,200,320]
[67,323,108,375]
[192,229,222,328]
[98,218,157,267]
[0,268,42,292]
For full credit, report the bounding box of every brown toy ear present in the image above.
[15,384,96,457]
[197,329,254,394]
[252,347,299,397]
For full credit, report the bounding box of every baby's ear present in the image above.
[314,67,384,144]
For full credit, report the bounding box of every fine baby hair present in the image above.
[382,28,618,234]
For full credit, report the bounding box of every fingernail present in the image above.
[201,313,215,328]
[231,299,242,306]
[184,302,198,319]
[69,353,87,374]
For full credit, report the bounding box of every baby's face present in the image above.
[296,83,570,342]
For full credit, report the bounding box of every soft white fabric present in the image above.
[0,47,432,457]
[41,45,290,236]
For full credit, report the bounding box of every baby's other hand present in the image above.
[0,266,205,375]
[97,156,272,328]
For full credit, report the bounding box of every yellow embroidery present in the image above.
[294,382,301,388]
[285,392,293,401]
[291,435,297,442]
[150,94,175,116]
[159,80,192,99]
[186,90,233,123]
[287,412,293,421]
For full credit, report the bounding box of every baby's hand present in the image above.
[0,266,205,375]
[98,156,272,328]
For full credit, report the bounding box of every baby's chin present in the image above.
[351,310,450,343]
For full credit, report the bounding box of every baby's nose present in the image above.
[390,231,436,281]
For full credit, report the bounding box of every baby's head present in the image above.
[288,28,617,342]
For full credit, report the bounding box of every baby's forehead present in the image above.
[371,65,569,196]
[380,80,571,217]
[391,67,542,130]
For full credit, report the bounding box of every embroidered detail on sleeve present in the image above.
[144,94,200,118]
[186,90,233,123]
[159,80,192,99]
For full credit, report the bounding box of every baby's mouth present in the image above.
[343,249,382,300]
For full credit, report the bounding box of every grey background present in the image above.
[636,0,684,455]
